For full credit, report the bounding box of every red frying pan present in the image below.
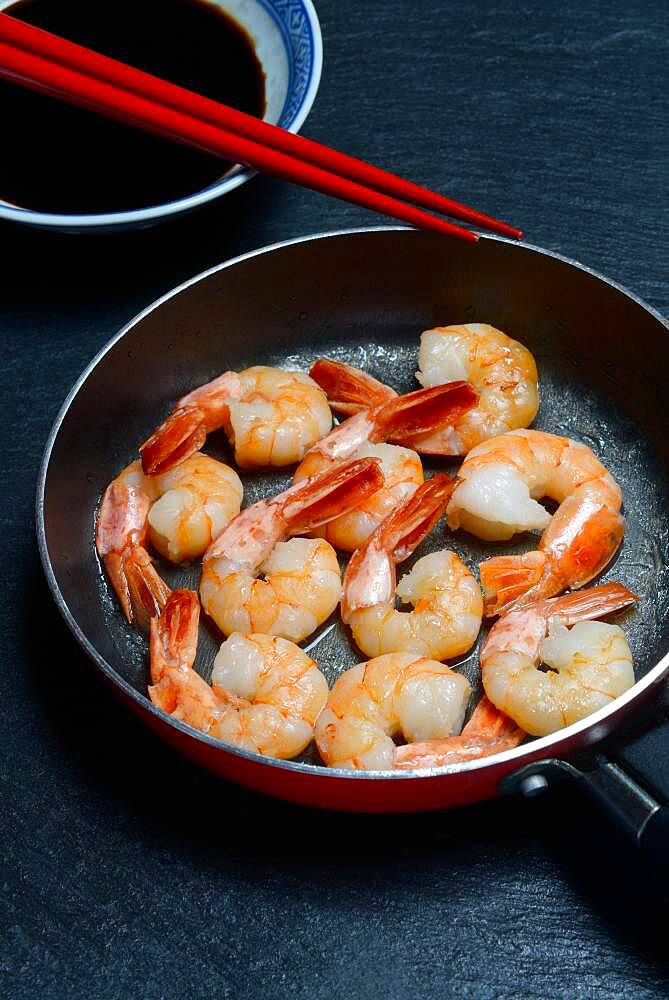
[37,229,669,860]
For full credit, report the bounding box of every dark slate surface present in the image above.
[2,0,668,997]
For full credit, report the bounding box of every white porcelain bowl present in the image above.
[0,0,323,231]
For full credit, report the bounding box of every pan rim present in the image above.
[36,225,669,783]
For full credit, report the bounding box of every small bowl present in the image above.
[0,0,323,232]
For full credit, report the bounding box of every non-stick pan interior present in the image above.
[41,230,669,767]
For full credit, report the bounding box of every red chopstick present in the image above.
[0,13,521,242]
[0,39,475,240]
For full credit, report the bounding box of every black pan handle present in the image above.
[500,714,669,866]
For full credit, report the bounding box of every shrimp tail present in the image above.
[150,590,199,687]
[309,359,397,415]
[140,370,243,475]
[101,551,134,622]
[394,698,525,769]
[149,589,200,704]
[461,695,525,742]
[341,475,453,621]
[481,498,627,616]
[480,551,548,617]
[149,590,232,732]
[100,547,170,628]
[96,482,170,627]
[372,382,479,444]
[139,407,208,476]
[150,589,200,678]
[282,456,385,535]
[547,582,638,625]
[374,474,454,562]
[122,547,171,629]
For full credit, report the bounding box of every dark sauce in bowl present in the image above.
[0,0,266,214]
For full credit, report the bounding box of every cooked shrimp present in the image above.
[149,591,328,759]
[481,582,638,735]
[310,323,538,455]
[314,655,523,770]
[140,366,332,475]
[210,632,328,758]
[96,482,170,628]
[446,429,625,616]
[200,457,384,642]
[342,477,483,660]
[414,324,539,453]
[293,380,477,551]
[114,454,243,563]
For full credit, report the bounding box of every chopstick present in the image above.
[0,12,522,241]
[0,12,521,240]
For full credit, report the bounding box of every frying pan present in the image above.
[37,228,669,859]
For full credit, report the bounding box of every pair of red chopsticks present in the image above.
[0,11,522,241]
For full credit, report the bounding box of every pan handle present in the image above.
[500,713,669,865]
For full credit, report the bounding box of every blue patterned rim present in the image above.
[255,0,316,128]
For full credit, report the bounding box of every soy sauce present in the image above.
[0,0,266,213]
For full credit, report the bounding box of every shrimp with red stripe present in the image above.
[481,582,637,735]
[446,429,625,616]
[149,590,329,760]
[200,456,384,643]
[96,451,243,625]
[140,365,332,475]
[310,322,538,455]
